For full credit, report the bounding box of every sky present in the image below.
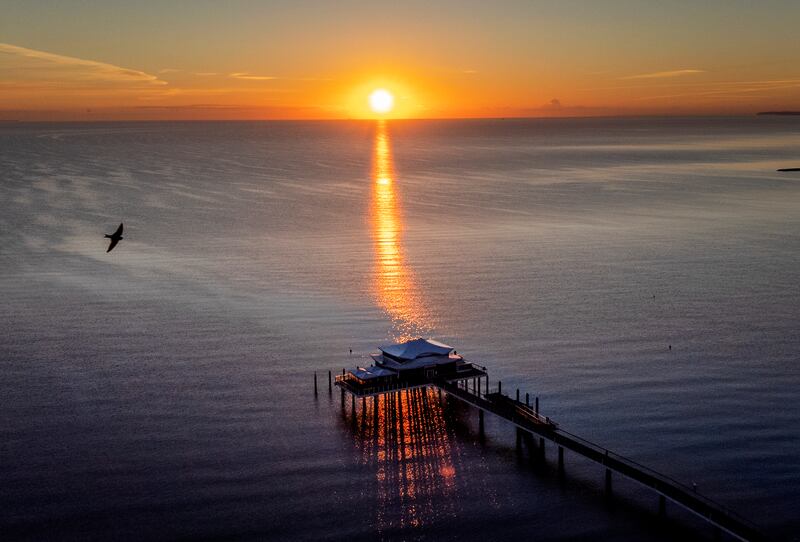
[2,0,800,120]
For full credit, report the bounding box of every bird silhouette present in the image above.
[104,223,124,253]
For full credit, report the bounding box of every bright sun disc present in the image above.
[369,89,394,114]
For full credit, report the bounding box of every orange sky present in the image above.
[2,1,800,121]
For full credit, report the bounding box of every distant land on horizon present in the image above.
[757,111,800,116]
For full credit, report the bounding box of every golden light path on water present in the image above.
[351,121,478,534]
[370,120,435,341]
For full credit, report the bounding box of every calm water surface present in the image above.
[1,117,799,541]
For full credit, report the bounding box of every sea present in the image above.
[1,117,799,541]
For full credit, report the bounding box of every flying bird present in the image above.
[104,223,124,253]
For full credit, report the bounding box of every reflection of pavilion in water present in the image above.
[370,120,435,341]
[344,387,468,533]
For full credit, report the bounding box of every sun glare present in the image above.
[369,89,394,114]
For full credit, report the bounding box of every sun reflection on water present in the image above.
[370,121,435,340]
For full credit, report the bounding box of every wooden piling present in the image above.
[314,372,318,395]
[516,389,520,402]
[328,370,332,392]
[535,396,539,414]
[498,381,502,394]
[525,392,529,406]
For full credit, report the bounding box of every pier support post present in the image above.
[526,392,529,407]
[558,446,564,473]
[658,495,666,517]
[314,372,318,396]
[605,469,612,495]
[535,397,539,414]
[328,371,332,393]
[498,381,502,394]
[516,389,520,402]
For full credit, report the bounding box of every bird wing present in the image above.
[113,223,124,237]
[107,238,120,253]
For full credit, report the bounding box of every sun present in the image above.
[369,88,394,114]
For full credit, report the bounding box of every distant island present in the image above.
[757,111,800,116]
[777,168,800,172]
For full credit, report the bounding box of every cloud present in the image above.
[0,42,165,87]
[543,98,562,109]
[194,72,218,76]
[229,72,277,81]
[463,69,478,74]
[621,69,705,80]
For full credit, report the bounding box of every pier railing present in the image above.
[436,379,764,542]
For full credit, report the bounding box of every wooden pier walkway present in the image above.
[329,369,765,542]
[436,379,765,542]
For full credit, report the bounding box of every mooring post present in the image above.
[314,372,318,396]
[516,389,520,402]
[605,469,612,495]
[658,495,666,516]
[525,392,529,407]
[535,396,539,414]
[498,381,502,394]
[558,446,564,473]
[328,370,332,393]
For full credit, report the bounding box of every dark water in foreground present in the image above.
[1,117,799,541]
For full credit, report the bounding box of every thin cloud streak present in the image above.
[621,69,705,80]
[633,81,800,101]
[581,78,800,92]
[0,42,165,85]
[229,72,277,81]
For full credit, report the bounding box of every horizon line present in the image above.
[0,112,783,124]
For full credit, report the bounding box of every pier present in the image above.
[326,340,764,542]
